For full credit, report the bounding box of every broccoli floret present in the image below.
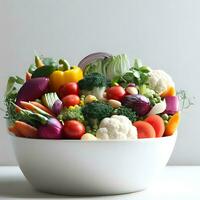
[113,106,137,122]
[82,101,113,129]
[78,73,107,99]
[58,106,85,123]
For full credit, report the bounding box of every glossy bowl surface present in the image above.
[10,133,177,195]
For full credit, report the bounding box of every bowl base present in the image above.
[34,187,147,196]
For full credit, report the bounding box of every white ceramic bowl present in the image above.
[10,133,177,195]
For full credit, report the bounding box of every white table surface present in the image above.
[0,166,199,200]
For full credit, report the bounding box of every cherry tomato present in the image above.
[106,86,125,101]
[62,95,80,107]
[59,82,79,99]
[63,120,85,139]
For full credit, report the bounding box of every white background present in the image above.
[0,0,199,165]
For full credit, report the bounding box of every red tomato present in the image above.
[63,120,85,139]
[106,86,125,101]
[133,121,156,138]
[62,95,80,107]
[59,82,79,99]
[145,115,165,137]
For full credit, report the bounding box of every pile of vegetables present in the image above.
[5,53,181,140]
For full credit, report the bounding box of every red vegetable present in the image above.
[145,115,165,137]
[78,52,112,70]
[133,121,156,138]
[16,77,49,106]
[38,118,62,139]
[58,82,79,99]
[106,86,125,101]
[164,96,179,115]
[63,120,85,139]
[62,95,80,107]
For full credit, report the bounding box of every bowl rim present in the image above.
[9,131,177,143]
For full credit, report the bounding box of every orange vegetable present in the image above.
[161,86,176,97]
[20,101,53,117]
[26,72,32,81]
[8,124,21,137]
[8,121,38,138]
[30,101,55,116]
[15,105,21,113]
[145,115,165,137]
[20,101,37,111]
[133,121,156,138]
[164,112,180,136]
[15,121,38,138]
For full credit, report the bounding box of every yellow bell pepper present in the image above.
[50,65,83,92]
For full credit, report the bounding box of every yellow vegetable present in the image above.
[84,95,97,104]
[50,65,83,92]
[161,86,176,97]
[35,55,44,68]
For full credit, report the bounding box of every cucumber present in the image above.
[32,65,57,78]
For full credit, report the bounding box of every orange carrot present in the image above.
[15,121,38,138]
[8,124,21,137]
[26,72,32,81]
[164,112,180,136]
[161,86,176,97]
[30,101,55,116]
[20,101,54,117]
[20,101,36,112]
[15,106,21,113]
[14,103,23,113]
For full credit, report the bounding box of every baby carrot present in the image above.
[8,124,21,137]
[14,121,38,138]
[30,101,55,116]
[20,101,53,117]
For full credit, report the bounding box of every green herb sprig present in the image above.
[177,90,194,110]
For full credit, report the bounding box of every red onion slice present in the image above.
[78,52,112,70]
[164,96,179,115]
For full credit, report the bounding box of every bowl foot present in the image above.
[34,187,147,196]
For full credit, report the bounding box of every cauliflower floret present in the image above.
[96,115,138,140]
[148,70,175,94]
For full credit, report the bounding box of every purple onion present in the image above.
[38,118,62,139]
[52,99,63,115]
[122,94,151,116]
[78,52,112,70]
[164,96,179,115]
